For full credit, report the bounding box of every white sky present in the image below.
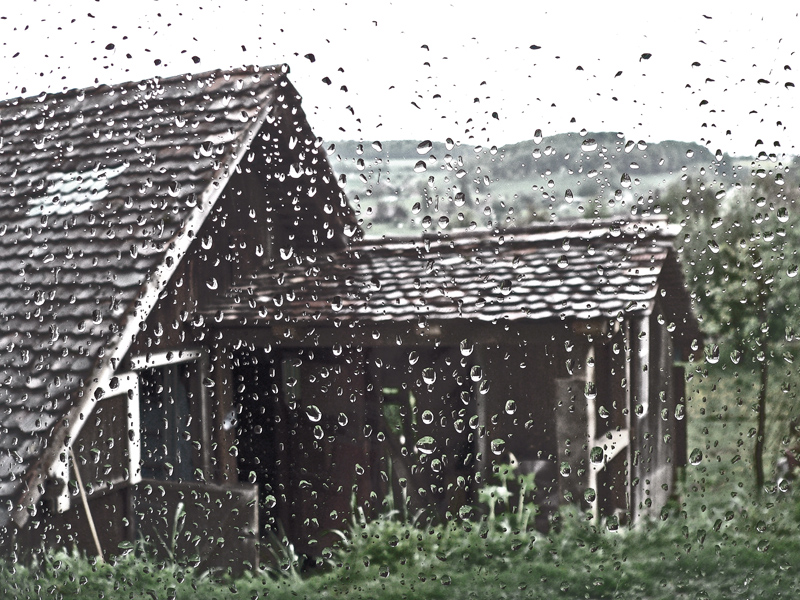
[1,0,798,156]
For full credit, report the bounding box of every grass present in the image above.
[5,496,798,599]
[4,359,800,599]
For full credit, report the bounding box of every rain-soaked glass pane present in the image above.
[0,4,799,599]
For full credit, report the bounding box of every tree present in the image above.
[681,170,800,493]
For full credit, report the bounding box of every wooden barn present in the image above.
[0,63,700,570]
[0,64,356,568]
[214,219,700,549]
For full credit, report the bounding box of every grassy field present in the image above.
[3,358,800,599]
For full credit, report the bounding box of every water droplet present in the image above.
[598,406,610,419]
[705,344,720,364]
[490,439,506,455]
[331,296,343,312]
[564,189,574,203]
[729,349,741,364]
[557,255,569,268]
[306,405,322,422]
[689,448,703,465]
[675,404,685,420]
[338,413,348,427]
[620,173,632,189]
[431,458,442,473]
[505,400,517,415]
[332,343,343,356]
[460,340,474,356]
[584,381,597,400]
[414,160,427,173]
[778,207,789,222]
[417,436,437,455]
[560,462,571,477]
[409,350,419,365]
[581,138,597,152]
[470,365,483,382]
[417,140,433,154]
[438,216,450,229]
[707,239,720,254]
[584,488,597,503]
[206,278,218,290]
[533,129,543,144]
[422,368,436,385]
[421,410,434,425]
[788,265,798,278]
[590,446,604,463]
[265,495,277,509]
[372,141,383,151]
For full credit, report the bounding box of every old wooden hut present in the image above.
[213,219,700,545]
[0,64,356,568]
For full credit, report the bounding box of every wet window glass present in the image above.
[0,5,798,599]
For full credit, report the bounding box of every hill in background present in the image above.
[325,132,749,237]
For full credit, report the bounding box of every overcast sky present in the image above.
[1,1,797,156]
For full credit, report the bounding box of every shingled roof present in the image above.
[0,65,354,531]
[217,219,699,341]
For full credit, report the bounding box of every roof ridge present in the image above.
[0,63,288,109]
